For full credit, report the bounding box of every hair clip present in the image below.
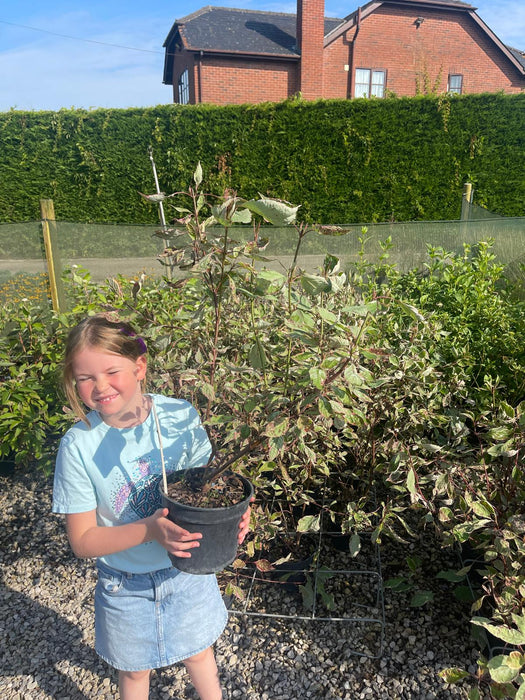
[120,327,147,354]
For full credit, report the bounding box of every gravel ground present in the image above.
[0,468,480,699]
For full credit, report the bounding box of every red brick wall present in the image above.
[171,5,523,104]
[323,5,524,98]
[192,56,298,105]
[297,0,326,98]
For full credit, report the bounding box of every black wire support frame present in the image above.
[225,491,386,660]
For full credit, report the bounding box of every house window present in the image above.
[448,74,463,94]
[354,69,386,98]
[178,69,189,104]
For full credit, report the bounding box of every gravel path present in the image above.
[0,468,479,699]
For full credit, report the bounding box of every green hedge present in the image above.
[0,93,523,224]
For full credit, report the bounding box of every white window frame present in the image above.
[447,74,463,94]
[177,69,190,105]
[354,68,386,98]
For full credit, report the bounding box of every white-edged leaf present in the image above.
[194,161,203,188]
[300,273,331,296]
[297,514,321,532]
[472,617,525,645]
[487,655,519,683]
[439,667,470,684]
[241,198,299,226]
[349,533,361,557]
[309,367,326,390]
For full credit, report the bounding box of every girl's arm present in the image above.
[65,508,202,559]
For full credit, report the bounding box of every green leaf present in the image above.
[453,586,476,603]
[487,655,519,683]
[467,687,481,700]
[410,590,434,607]
[241,198,300,226]
[299,579,315,610]
[512,613,525,635]
[194,161,203,188]
[254,269,286,296]
[300,273,331,296]
[439,667,470,684]
[249,341,267,370]
[297,514,321,532]
[397,300,426,322]
[436,568,470,583]
[342,302,378,316]
[268,436,285,461]
[470,499,496,519]
[406,467,417,495]
[317,307,338,323]
[472,618,525,645]
[309,367,326,390]
[516,677,525,700]
[264,417,289,438]
[438,507,454,522]
[384,577,411,592]
[487,440,518,458]
[349,533,361,557]
[506,651,525,670]
[198,382,215,401]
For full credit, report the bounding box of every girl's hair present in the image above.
[63,314,147,425]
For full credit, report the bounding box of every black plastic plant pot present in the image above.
[160,467,254,575]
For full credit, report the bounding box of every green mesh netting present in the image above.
[1,207,523,289]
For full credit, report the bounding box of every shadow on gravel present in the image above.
[0,570,106,698]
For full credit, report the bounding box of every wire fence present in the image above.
[1,202,524,304]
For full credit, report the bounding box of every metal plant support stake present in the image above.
[148,146,172,280]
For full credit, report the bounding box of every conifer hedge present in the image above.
[0,93,523,224]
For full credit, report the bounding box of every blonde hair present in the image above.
[63,314,147,425]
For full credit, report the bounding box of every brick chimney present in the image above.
[296,0,325,99]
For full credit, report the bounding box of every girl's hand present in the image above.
[238,496,255,544]
[148,508,202,559]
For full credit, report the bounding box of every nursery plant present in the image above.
[2,160,524,697]
[135,162,379,570]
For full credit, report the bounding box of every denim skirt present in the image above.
[94,561,228,671]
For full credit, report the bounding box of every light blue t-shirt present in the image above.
[52,394,212,573]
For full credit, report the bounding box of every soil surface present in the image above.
[165,469,248,508]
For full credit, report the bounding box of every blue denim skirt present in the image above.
[94,561,228,671]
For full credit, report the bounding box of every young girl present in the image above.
[52,314,251,700]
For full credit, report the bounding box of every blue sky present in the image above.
[0,0,523,111]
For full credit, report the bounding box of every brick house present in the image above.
[162,0,525,105]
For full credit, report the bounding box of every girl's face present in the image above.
[72,346,147,428]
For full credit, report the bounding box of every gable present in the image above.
[324,0,524,76]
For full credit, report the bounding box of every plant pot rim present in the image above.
[161,466,253,512]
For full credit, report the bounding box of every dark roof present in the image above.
[508,46,525,69]
[164,6,343,56]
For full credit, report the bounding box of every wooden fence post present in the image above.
[461,182,473,221]
[40,199,66,312]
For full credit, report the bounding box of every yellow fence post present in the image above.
[461,182,473,221]
[40,198,66,313]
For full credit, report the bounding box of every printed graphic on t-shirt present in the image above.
[112,457,163,521]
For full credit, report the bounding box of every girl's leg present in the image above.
[118,669,151,700]
[183,647,223,700]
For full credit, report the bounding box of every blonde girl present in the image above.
[53,314,250,700]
